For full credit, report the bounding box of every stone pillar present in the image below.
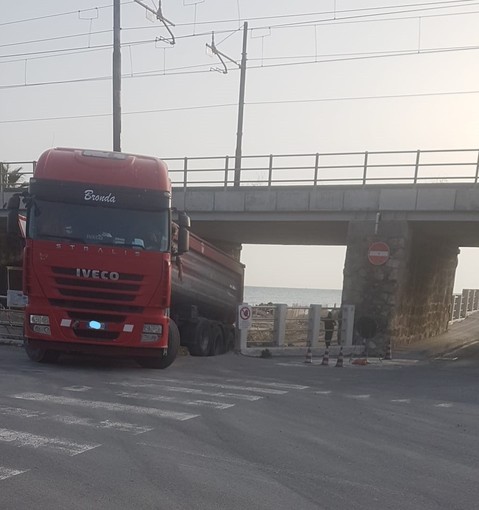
[342,220,458,353]
[273,304,287,347]
[307,305,322,348]
[395,234,458,344]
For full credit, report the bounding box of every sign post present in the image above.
[236,303,252,352]
[368,241,390,266]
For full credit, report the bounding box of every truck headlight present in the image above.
[141,333,159,343]
[32,325,51,335]
[30,315,50,325]
[143,324,163,335]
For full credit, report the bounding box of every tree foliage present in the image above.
[0,163,28,189]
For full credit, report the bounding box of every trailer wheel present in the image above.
[210,325,225,355]
[188,318,212,357]
[24,340,60,364]
[137,320,180,369]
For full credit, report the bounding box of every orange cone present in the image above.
[335,347,344,368]
[304,346,313,364]
[384,341,392,360]
[321,348,329,366]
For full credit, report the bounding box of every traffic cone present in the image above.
[335,347,344,368]
[321,348,329,366]
[384,341,392,360]
[304,346,313,364]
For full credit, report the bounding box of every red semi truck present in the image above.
[7,147,244,368]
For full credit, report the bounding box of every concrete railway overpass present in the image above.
[3,148,479,352]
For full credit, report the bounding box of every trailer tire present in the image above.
[210,324,225,355]
[24,341,60,364]
[137,320,180,369]
[188,318,212,357]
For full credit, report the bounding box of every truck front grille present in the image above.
[49,266,145,315]
[49,299,143,314]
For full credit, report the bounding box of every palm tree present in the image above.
[0,163,28,190]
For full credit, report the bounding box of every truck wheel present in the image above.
[188,318,211,357]
[137,320,180,369]
[210,325,225,355]
[24,341,60,364]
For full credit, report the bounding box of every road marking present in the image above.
[391,399,411,404]
[435,403,453,408]
[0,467,28,481]
[0,404,152,435]
[109,382,262,401]
[62,385,92,392]
[142,378,288,395]
[12,393,199,421]
[49,415,154,434]
[225,378,309,390]
[315,390,332,395]
[0,428,100,456]
[115,391,234,410]
[345,394,371,400]
[0,405,43,418]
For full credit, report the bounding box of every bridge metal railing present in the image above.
[247,304,342,349]
[164,149,479,188]
[3,149,479,192]
[451,289,479,322]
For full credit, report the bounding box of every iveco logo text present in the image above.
[84,189,116,203]
[76,269,120,280]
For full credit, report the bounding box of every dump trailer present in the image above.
[7,147,244,368]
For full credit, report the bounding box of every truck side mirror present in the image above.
[177,211,190,255]
[6,194,20,236]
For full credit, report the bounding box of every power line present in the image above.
[1,41,478,90]
[128,0,478,28]
[0,29,113,50]
[123,0,477,30]
[251,1,479,32]
[0,1,133,27]
[2,0,470,30]
[3,0,476,52]
[1,88,478,125]
[2,1,477,64]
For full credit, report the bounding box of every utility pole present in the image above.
[234,21,248,187]
[113,0,121,152]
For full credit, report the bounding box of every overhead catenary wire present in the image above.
[1,41,478,90]
[1,0,477,64]
[0,1,133,27]
[1,88,478,125]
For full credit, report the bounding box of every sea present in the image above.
[244,286,342,307]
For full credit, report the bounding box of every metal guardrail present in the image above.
[164,149,479,188]
[247,305,343,349]
[451,289,479,322]
[3,149,479,192]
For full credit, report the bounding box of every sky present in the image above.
[1,0,479,291]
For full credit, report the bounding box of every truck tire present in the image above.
[188,318,212,357]
[24,340,60,364]
[210,324,225,355]
[137,320,180,369]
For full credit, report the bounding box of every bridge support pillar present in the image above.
[342,220,458,353]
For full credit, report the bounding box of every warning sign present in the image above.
[238,304,252,330]
[368,242,390,266]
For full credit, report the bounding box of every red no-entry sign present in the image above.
[368,242,390,266]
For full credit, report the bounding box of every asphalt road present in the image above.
[0,345,478,510]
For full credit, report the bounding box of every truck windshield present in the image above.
[27,199,170,251]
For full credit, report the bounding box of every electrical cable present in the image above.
[1,41,478,90]
[1,88,478,125]
[0,1,133,27]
